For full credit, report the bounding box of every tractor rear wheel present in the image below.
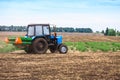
[58,44,68,54]
[24,45,33,53]
[32,38,48,54]
[49,46,57,53]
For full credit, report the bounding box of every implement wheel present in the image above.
[32,38,48,54]
[24,45,33,53]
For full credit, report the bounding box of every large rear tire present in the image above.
[58,44,68,54]
[32,38,48,54]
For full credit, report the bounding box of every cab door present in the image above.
[43,26,50,35]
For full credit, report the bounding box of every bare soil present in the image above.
[0,51,120,80]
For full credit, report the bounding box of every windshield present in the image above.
[28,26,34,36]
[36,25,42,36]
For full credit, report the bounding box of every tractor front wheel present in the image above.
[58,44,68,54]
[32,38,48,54]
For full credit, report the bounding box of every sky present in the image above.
[0,0,120,31]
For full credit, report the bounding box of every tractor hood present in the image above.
[50,35,63,44]
[5,36,32,45]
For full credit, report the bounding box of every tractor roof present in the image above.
[28,24,50,26]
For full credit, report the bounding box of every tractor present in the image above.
[5,24,68,54]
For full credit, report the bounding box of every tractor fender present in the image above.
[57,43,63,49]
[31,36,46,42]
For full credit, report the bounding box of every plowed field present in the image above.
[0,51,120,80]
[0,32,120,80]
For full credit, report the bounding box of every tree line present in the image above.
[102,27,120,36]
[0,25,26,32]
[1,25,119,36]
[0,25,93,33]
[51,27,93,33]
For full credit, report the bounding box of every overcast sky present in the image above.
[0,0,120,31]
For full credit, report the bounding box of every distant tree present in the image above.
[0,26,1,31]
[104,28,117,36]
[117,31,120,36]
[108,29,116,36]
[105,27,109,35]
[101,30,104,34]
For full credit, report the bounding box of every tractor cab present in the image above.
[26,24,62,45]
[27,24,50,37]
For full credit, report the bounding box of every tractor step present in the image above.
[48,43,55,46]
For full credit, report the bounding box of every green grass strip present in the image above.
[64,42,120,52]
[0,41,19,53]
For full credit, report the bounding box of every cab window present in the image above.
[36,26,42,36]
[28,26,34,36]
[43,26,50,35]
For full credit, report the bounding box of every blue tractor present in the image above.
[5,24,68,54]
